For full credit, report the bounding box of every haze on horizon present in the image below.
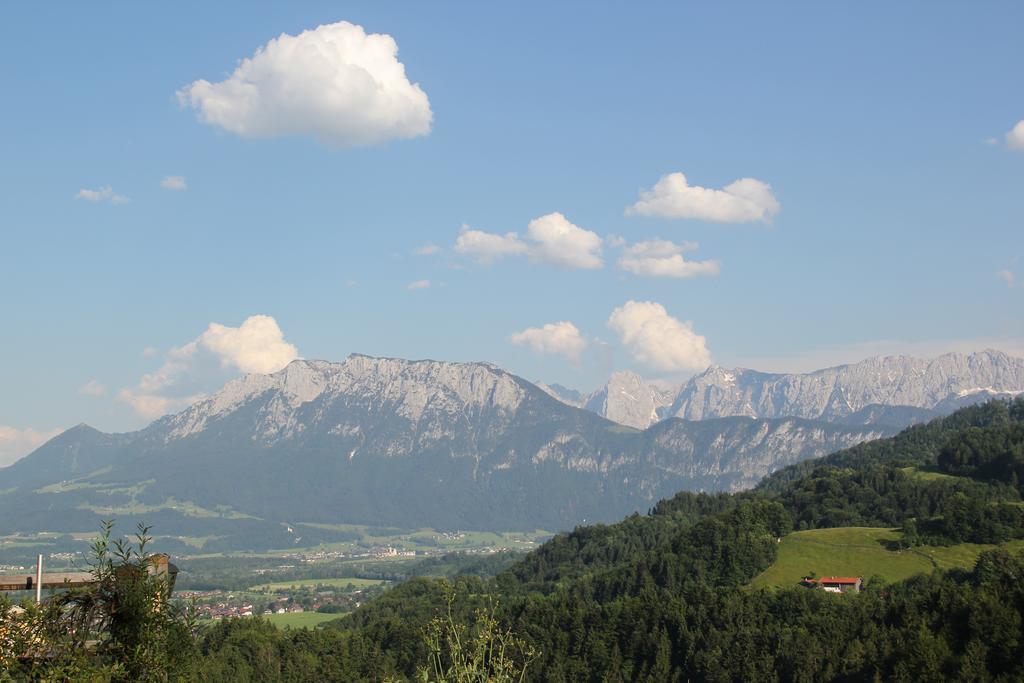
[1,2,1022,465]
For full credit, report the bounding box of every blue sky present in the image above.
[1,2,1022,460]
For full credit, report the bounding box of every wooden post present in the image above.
[35,554,43,604]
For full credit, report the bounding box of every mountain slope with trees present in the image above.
[291,398,1024,680]
[8,398,1024,680]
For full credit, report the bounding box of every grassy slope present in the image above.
[899,466,965,483]
[749,527,1024,589]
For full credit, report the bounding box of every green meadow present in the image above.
[253,577,387,592]
[749,527,1024,589]
[263,612,340,629]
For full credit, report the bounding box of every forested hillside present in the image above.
[181,398,1024,680]
[7,399,1024,680]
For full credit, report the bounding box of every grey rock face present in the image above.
[667,350,1024,422]
[535,382,585,407]
[582,371,675,430]
[647,417,887,491]
[157,354,528,448]
[549,350,1024,428]
[540,371,676,429]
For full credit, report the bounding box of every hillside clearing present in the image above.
[749,527,1024,589]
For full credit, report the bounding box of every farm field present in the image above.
[264,612,340,629]
[253,577,387,592]
[749,527,1024,589]
[292,523,551,553]
[0,521,552,568]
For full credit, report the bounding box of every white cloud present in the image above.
[626,172,779,223]
[407,279,431,290]
[177,21,432,148]
[510,321,587,361]
[0,426,62,468]
[199,315,299,374]
[414,243,441,256]
[618,239,721,279]
[116,391,203,421]
[608,301,712,373]
[997,269,1016,287]
[118,315,299,419]
[78,380,107,397]
[142,346,159,357]
[161,175,187,190]
[454,213,603,270]
[1006,120,1024,150]
[454,226,528,263]
[525,213,603,269]
[76,186,129,204]
[130,342,204,398]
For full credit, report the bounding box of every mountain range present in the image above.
[1,350,1021,552]
[542,349,1024,429]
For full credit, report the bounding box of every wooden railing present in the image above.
[0,554,177,602]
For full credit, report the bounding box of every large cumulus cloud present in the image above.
[178,21,432,147]
[607,301,711,373]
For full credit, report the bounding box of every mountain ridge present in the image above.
[543,349,1024,428]
[1,354,890,545]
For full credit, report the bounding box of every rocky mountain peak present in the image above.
[540,350,1024,429]
[159,354,529,442]
[582,370,675,430]
[668,349,1024,422]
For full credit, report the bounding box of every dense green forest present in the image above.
[5,398,1024,680]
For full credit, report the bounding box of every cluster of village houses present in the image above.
[178,588,367,620]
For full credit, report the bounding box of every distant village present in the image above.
[178,586,375,621]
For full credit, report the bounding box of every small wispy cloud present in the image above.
[1006,120,1024,151]
[76,186,129,204]
[160,175,187,190]
[407,279,431,291]
[0,426,62,468]
[454,225,529,264]
[78,380,107,397]
[414,243,441,256]
[618,239,721,279]
[997,269,1017,288]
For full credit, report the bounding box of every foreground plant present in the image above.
[2,521,196,681]
[419,583,537,683]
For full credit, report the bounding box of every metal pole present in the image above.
[35,554,43,604]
